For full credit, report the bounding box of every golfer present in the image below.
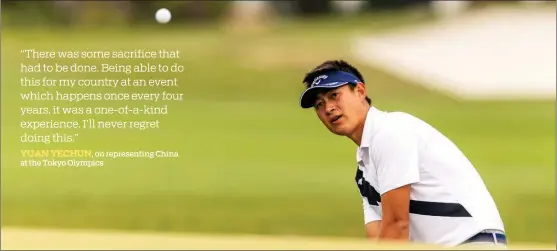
[299,60,507,247]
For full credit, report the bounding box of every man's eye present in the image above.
[315,102,324,108]
[331,92,338,99]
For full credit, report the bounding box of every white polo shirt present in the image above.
[355,106,505,246]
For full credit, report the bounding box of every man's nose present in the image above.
[325,102,336,115]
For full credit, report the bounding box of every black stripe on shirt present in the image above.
[355,167,472,218]
[409,200,472,217]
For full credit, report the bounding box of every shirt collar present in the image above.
[360,106,381,148]
[357,106,381,161]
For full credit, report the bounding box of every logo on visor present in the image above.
[311,75,328,87]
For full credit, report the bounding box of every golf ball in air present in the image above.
[155,8,171,24]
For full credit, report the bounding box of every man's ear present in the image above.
[355,83,367,99]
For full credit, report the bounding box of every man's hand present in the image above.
[378,185,411,241]
[365,220,381,239]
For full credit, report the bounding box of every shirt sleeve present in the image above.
[371,125,421,196]
[362,196,381,224]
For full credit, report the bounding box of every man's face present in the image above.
[313,83,368,136]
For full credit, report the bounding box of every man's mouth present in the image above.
[330,115,342,124]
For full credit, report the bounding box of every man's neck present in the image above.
[348,104,371,146]
[349,123,365,146]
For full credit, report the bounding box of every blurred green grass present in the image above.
[2,13,555,245]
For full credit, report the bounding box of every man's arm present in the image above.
[372,126,420,242]
[365,220,381,239]
[378,185,411,240]
[362,197,382,239]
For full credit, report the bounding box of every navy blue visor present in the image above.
[299,71,362,108]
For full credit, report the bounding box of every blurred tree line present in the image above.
[2,0,435,27]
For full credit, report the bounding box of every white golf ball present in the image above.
[155,8,171,24]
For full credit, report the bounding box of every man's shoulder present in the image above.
[372,111,420,137]
[362,108,437,150]
[380,109,424,124]
[372,109,462,159]
[376,109,438,136]
[366,110,432,153]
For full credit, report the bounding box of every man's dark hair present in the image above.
[302,60,371,105]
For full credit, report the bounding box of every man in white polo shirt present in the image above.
[298,60,507,247]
